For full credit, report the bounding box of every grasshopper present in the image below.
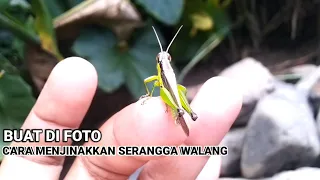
[140,25,198,136]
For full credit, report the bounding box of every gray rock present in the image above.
[128,166,143,180]
[241,82,320,178]
[219,167,320,180]
[219,178,250,180]
[295,65,320,139]
[317,110,320,142]
[296,65,320,95]
[276,64,318,84]
[219,57,275,126]
[289,64,317,78]
[309,79,320,117]
[292,65,320,118]
[266,167,320,180]
[318,110,320,126]
[220,128,246,177]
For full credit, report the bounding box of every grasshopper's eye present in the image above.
[156,54,160,62]
[168,54,172,61]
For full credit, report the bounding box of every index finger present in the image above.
[0,57,98,179]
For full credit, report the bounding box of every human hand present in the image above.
[0,57,242,180]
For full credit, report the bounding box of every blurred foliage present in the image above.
[0,54,35,160]
[0,0,62,160]
[0,0,317,157]
[135,0,184,25]
[171,0,231,81]
[73,25,164,98]
[32,0,63,60]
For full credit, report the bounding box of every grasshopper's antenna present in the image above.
[166,25,183,52]
[152,26,163,52]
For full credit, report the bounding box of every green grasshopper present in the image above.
[140,25,198,136]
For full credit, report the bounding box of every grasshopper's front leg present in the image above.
[178,84,198,121]
[140,75,159,99]
[140,75,159,105]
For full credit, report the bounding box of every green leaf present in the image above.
[170,0,231,80]
[0,29,25,66]
[10,0,31,9]
[43,0,67,18]
[0,0,10,11]
[2,0,32,29]
[73,26,164,98]
[31,0,63,60]
[67,0,84,7]
[73,28,125,92]
[124,28,162,98]
[0,55,35,160]
[170,27,210,64]
[136,0,184,25]
[0,12,39,44]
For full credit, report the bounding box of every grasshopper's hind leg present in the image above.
[178,84,198,121]
[159,87,184,123]
[159,87,190,136]
[167,105,190,136]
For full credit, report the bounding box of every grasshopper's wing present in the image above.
[176,115,189,136]
[178,84,198,121]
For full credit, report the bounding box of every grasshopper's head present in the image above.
[156,52,171,63]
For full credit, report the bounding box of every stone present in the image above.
[219,178,250,180]
[219,57,275,126]
[317,109,320,141]
[219,167,320,180]
[277,64,318,84]
[220,128,246,177]
[292,65,320,118]
[241,82,320,178]
[289,64,317,77]
[128,166,143,180]
[309,78,320,117]
[266,167,320,180]
[295,65,320,137]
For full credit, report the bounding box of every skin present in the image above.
[0,57,242,180]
